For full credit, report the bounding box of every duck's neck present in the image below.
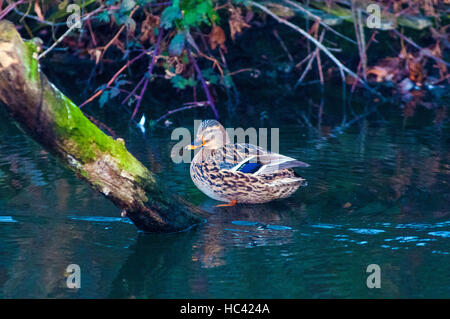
[193,148,214,163]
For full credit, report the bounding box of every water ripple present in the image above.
[231,220,292,231]
[70,216,134,224]
[428,231,450,238]
[347,228,385,235]
[0,216,17,223]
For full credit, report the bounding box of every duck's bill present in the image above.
[185,138,204,150]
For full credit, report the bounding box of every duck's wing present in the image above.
[211,143,309,175]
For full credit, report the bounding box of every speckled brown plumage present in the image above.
[188,121,309,204]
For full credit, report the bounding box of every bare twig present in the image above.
[316,47,324,85]
[155,102,208,123]
[296,55,316,87]
[80,49,150,108]
[296,51,316,69]
[37,5,105,60]
[99,6,138,60]
[283,0,357,45]
[84,113,117,137]
[131,28,163,120]
[188,49,220,119]
[333,105,378,134]
[295,31,325,88]
[122,73,146,105]
[0,0,24,20]
[249,1,378,96]
[197,51,225,78]
[86,19,97,46]
[351,30,378,93]
[352,5,367,80]
[226,68,256,76]
[393,29,450,67]
[12,4,119,27]
[272,28,294,64]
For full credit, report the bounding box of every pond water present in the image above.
[0,86,449,298]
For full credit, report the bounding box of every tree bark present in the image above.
[0,20,205,233]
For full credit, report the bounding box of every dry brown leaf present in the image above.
[422,0,436,16]
[229,6,250,41]
[367,57,403,82]
[112,38,126,53]
[209,25,226,51]
[343,202,352,208]
[308,20,320,37]
[34,0,44,21]
[407,58,425,85]
[163,57,184,79]
[88,48,102,64]
[367,66,390,82]
[429,42,447,76]
[139,12,160,44]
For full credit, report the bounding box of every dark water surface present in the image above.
[0,92,449,298]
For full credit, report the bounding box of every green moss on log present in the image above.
[44,85,153,182]
[23,41,39,82]
[20,36,153,184]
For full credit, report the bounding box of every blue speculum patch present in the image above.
[237,162,262,174]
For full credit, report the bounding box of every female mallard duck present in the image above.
[186,120,309,206]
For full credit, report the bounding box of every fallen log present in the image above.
[0,20,205,233]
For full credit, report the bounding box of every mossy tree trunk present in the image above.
[0,20,204,233]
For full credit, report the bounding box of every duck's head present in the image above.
[186,120,230,151]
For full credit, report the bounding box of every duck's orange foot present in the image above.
[215,200,238,207]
